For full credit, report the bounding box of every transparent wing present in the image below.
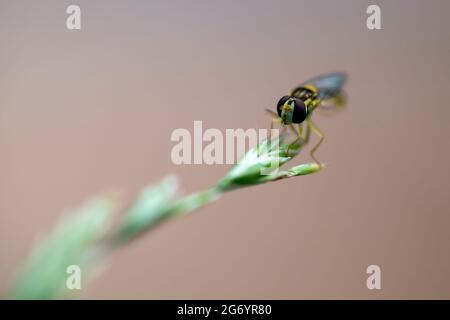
[315,90,347,115]
[300,72,347,100]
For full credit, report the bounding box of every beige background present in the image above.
[1,0,450,299]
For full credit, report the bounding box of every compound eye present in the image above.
[276,96,290,117]
[292,98,308,123]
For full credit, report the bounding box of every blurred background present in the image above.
[1,0,450,299]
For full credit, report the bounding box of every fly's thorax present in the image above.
[290,84,318,101]
[303,84,318,94]
[292,85,321,116]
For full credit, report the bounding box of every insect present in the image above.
[266,72,347,165]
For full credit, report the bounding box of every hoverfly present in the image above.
[267,72,347,165]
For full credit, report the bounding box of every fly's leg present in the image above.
[306,118,325,166]
[297,122,303,139]
[265,109,280,140]
[304,119,311,143]
[286,123,304,155]
[265,109,289,140]
[265,109,278,120]
[288,123,299,137]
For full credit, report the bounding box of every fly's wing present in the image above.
[300,72,347,100]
